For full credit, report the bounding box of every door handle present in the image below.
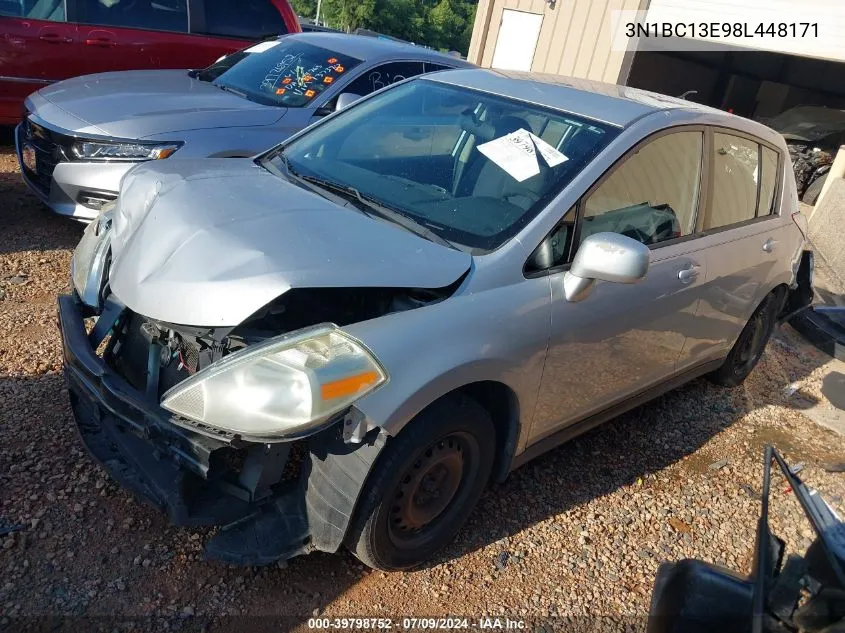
[678,264,701,284]
[85,37,116,47]
[39,32,72,43]
[762,238,777,253]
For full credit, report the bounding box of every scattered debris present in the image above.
[824,462,845,473]
[668,518,692,534]
[783,382,802,398]
[494,551,510,571]
[741,484,762,501]
[708,459,729,471]
[790,463,805,475]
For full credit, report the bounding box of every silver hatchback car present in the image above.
[60,69,813,571]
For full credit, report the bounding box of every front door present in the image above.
[529,129,710,442]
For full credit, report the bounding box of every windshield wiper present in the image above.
[215,83,247,98]
[298,174,459,251]
[263,153,460,251]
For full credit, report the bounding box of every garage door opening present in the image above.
[625,44,845,120]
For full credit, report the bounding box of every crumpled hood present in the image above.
[108,158,472,326]
[34,70,285,138]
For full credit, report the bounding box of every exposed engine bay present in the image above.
[104,284,460,399]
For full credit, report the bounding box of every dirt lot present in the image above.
[1,140,844,632]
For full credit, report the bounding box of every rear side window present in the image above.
[81,0,187,32]
[203,0,288,39]
[758,146,779,217]
[580,131,704,246]
[0,0,65,19]
[704,133,760,230]
[341,62,427,97]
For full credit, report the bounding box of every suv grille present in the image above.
[18,117,73,198]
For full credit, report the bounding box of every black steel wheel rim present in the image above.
[387,432,479,548]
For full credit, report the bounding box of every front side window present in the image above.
[0,0,65,20]
[704,133,760,230]
[195,39,361,107]
[81,0,187,32]
[266,78,617,252]
[202,0,288,39]
[580,131,703,246]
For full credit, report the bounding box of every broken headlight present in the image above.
[71,141,181,162]
[160,324,387,440]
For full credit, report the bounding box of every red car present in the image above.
[0,0,301,126]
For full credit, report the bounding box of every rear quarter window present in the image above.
[758,145,779,217]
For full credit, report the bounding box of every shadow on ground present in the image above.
[1,323,836,632]
[0,144,84,257]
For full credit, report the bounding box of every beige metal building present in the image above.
[467,0,845,119]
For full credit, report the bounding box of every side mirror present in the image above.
[335,92,362,111]
[563,232,649,302]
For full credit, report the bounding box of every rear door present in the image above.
[0,1,80,124]
[685,131,792,364]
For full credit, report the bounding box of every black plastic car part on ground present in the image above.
[58,293,388,566]
[646,446,845,633]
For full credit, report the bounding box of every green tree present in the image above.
[294,0,478,56]
[321,0,377,31]
[290,0,317,19]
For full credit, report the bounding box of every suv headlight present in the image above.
[71,141,181,161]
[161,324,387,440]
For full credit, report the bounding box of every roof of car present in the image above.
[282,32,469,65]
[425,68,729,128]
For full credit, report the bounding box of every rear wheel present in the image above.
[347,394,495,571]
[709,290,784,387]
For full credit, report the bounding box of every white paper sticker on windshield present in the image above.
[529,132,568,167]
[245,40,281,54]
[478,128,568,182]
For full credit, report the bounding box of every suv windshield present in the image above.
[263,78,617,251]
[195,39,362,108]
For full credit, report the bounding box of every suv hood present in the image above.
[108,159,472,327]
[33,70,286,138]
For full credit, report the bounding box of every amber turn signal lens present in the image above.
[321,371,380,400]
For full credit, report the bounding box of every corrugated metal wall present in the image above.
[469,0,645,83]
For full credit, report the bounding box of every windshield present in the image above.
[264,79,617,251]
[195,39,362,108]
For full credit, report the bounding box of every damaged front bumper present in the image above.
[58,293,386,565]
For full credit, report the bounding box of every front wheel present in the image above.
[709,289,783,387]
[347,394,495,571]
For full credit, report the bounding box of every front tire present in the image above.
[347,394,495,571]
[709,289,784,387]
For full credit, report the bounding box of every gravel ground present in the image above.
[1,140,844,632]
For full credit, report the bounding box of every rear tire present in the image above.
[347,394,495,571]
[709,289,784,387]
